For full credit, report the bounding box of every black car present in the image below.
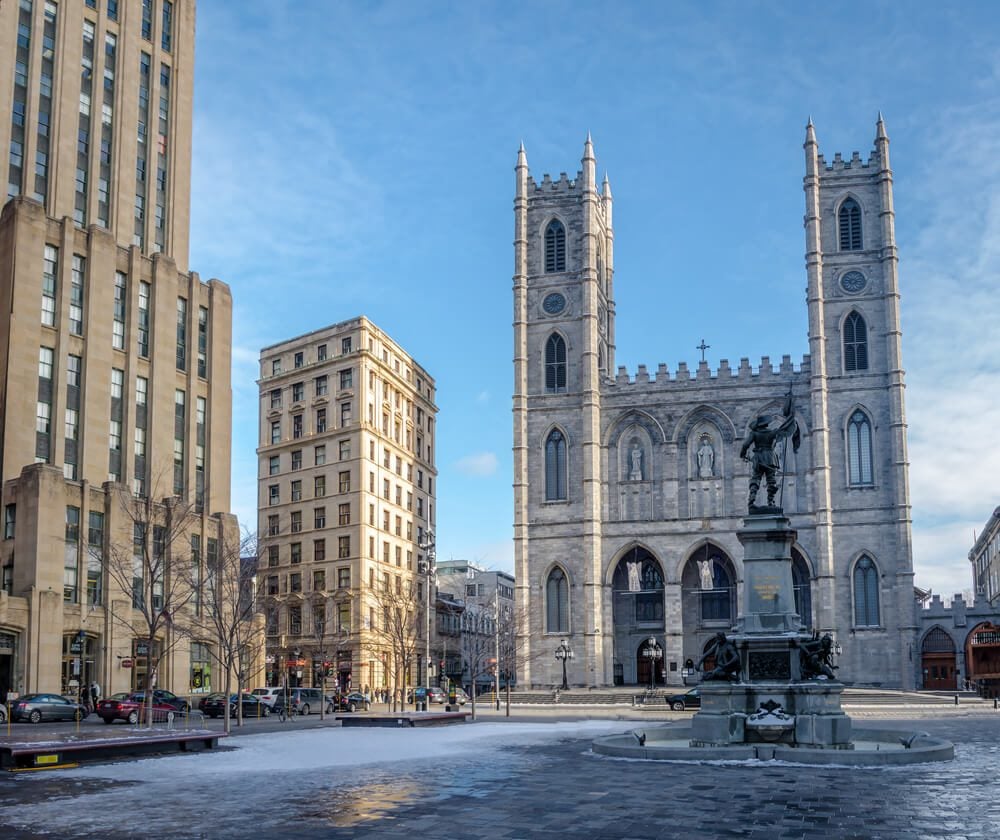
[201,693,270,719]
[328,692,370,713]
[11,693,87,723]
[129,689,190,713]
[666,687,701,711]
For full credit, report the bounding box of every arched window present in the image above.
[544,220,566,272]
[791,549,813,629]
[839,198,862,250]
[701,556,733,622]
[847,410,873,485]
[853,555,880,626]
[546,567,569,632]
[598,344,606,373]
[843,311,868,372]
[545,429,567,501]
[545,334,566,393]
[596,243,603,284]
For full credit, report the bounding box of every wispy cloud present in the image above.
[454,452,499,477]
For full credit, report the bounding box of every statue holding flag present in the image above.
[739,389,801,511]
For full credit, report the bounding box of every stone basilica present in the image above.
[513,120,917,690]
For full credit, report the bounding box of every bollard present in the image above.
[994,697,998,710]
[954,694,959,706]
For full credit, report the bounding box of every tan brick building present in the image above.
[0,0,239,703]
[257,317,437,694]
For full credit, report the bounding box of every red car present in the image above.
[96,693,182,725]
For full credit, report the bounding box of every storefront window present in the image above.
[62,632,97,699]
[190,641,212,693]
[131,638,163,692]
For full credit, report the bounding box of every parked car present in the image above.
[427,686,447,704]
[96,693,182,724]
[270,687,323,716]
[11,693,86,724]
[666,687,701,711]
[0,704,5,723]
[452,687,469,706]
[250,687,282,709]
[129,689,190,713]
[201,693,270,719]
[328,691,370,713]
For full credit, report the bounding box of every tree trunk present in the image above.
[223,667,232,734]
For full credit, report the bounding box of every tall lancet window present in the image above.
[843,311,868,372]
[847,410,874,486]
[544,220,566,272]
[839,198,862,251]
[545,334,566,393]
[545,430,567,501]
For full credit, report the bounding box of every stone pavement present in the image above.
[0,712,998,839]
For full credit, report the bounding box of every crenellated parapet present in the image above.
[609,354,811,388]
[816,149,881,172]
[527,171,582,193]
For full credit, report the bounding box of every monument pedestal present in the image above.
[690,512,853,750]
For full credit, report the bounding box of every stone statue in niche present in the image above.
[628,441,644,481]
[697,436,715,478]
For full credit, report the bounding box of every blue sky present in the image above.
[187,1,1000,598]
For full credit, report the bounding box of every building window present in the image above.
[3,504,14,540]
[270,389,281,409]
[41,245,58,326]
[113,272,127,349]
[291,450,302,471]
[292,382,304,402]
[340,402,351,426]
[847,410,874,486]
[173,390,185,494]
[339,440,350,460]
[544,219,566,272]
[197,306,208,378]
[291,480,302,501]
[270,421,281,445]
[64,506,80,602]
[141,0,153,40]
[843,311,868,372]
[137,282,150,357]
[290,602,302,630]
[316,408,327,433]
[87,510,104,606]
[338,503,350,526]
[315,375,328,397]
[313,569,326,591]
[294,351,304,369]
[341,337,352,354]
[545,567,569,633]
[268,484,279,506]
[315,475,326,497]
[271,358,281,375]
[292,415,303,439]
[290,542,301,564]
[315,444,326,465]
[339,471,350,493]
[337,567,350,588]
[545,429,567,501]
[545,334,567,393]
[269,455,280,476]
[700,558,733,622]
[161,0,173,51]
[839,198,862,251]
[69,255,85,335]
[176,297,187,371]
[318,344,327,361]
[314,540,326,563]
[315,507,326,529]
[339,369,353,390]
[291,511,302,533]
[853,556,880,626]
[267,514,279,536]
[338,536,350,559]
[268,545,278,567]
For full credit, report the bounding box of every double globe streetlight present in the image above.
[643,636,662,691]
[554,639,573,690]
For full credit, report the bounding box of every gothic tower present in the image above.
[803,116,915,685]
[513,137,614,685]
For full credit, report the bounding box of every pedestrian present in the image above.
[90,680,100,708]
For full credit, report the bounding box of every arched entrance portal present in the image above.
[921,627,957,690]
[611,547,665,685]
[681,543,737,669]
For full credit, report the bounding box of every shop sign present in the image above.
[134,641,150,657]
[286,658,306,668]
[121,658,134,669]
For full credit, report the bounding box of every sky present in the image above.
[186,1,1000,598]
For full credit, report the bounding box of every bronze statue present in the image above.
[797,633,838,680]
[740,392,800,510]
[696,631,740,681]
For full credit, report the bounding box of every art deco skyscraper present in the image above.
[0,0,236,700]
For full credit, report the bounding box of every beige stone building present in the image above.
[257,317,437,694]
[0,0,240,703]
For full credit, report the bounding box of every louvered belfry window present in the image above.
[839,198,862,250]
[843,311,868,371]
[545,220,566,272]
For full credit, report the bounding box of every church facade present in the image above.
[512,121,917,690]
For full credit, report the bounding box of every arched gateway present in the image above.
[611,548,665,685]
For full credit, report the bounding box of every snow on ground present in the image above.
[0,720,629,838]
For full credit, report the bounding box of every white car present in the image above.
[250,687,282,709]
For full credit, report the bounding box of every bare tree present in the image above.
[104,481,200,727]
[497,603,540,717]
[367,576,421,713]
[188,525,262,733]
[459,604,497,720]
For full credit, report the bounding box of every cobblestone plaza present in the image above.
[1,710,998,838]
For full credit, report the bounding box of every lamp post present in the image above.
[418,529,436,693]
[643,636,662,691]
[554,639,573,690]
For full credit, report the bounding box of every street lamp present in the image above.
[554,639,573,690]
[643,636,662,691]
[418,529,436,693]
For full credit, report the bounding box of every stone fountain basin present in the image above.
[593,725,954,766]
